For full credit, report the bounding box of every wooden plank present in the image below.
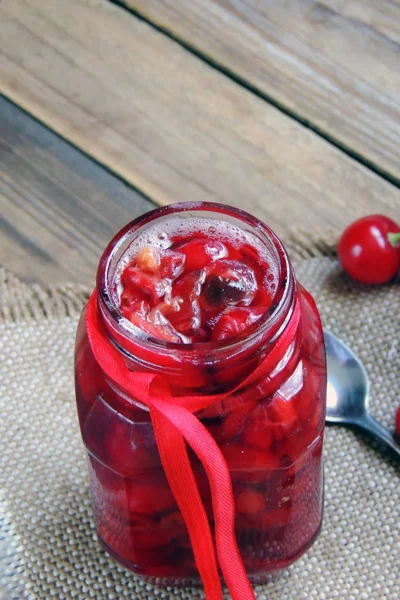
[124,0,400,182]
[0,97,154,285]
[0,0,399,248]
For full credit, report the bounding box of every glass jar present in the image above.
[75,202,326,589]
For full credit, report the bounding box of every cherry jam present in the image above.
[117,218,277,344]
[75,202,326,584]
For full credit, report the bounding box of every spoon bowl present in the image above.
[324,330,400,457]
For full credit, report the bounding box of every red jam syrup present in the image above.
[75,206,326,584]
[118,221,277,344]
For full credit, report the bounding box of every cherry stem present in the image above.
[387,232,400,247]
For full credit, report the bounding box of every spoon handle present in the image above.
[356,414,400,457]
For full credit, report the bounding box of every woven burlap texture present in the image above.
[0,259,399,600]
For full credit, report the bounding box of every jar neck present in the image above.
[96,202,298,391]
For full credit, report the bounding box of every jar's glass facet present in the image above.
[75,202,326,584]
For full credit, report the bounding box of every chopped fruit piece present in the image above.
[177,238,227,271]
[120,295,150,322]
[155,298,182,318]
[160,251,185,278]
[211,307,264,341]
[120,288,149,310]
[177,238,213,270]
[130,312,184,343]
[136,246,160,274]
[203,275,242,306]
[283,427,319,464]
[166,299,206,339]
[253,286,275,311]
[171,270,206,300]
[121,266,164,305]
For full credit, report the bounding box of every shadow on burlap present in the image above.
[0,251,399,600]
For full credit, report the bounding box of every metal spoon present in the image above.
[324,330,400,457]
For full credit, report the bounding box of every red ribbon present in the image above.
[86,292,301,599]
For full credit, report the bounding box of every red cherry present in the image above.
[105,418,148,476]
[235,490,265,515]
[83,404,156,477]
[208,408,248,444]
[283,427,319,464]
[250,505,291,529]
[268,393,299,436]
[98,522,170,568]
[127,482,176,516]
[242,403,274,452]
[338,215,400,285]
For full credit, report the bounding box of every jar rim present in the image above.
[96,201,295,357]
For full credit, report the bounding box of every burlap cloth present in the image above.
[1,247,399,600]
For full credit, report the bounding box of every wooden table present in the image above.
[1,0,399,285]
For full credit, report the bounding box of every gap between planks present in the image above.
[0,0,399,246]
[117,0,400,188]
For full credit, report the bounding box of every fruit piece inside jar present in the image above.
[117,218,278,343]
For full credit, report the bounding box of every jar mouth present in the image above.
[97,201,294,356]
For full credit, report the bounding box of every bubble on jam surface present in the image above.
[205,240,228,260]
[114,217,277,277]
[264,270,278,295]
